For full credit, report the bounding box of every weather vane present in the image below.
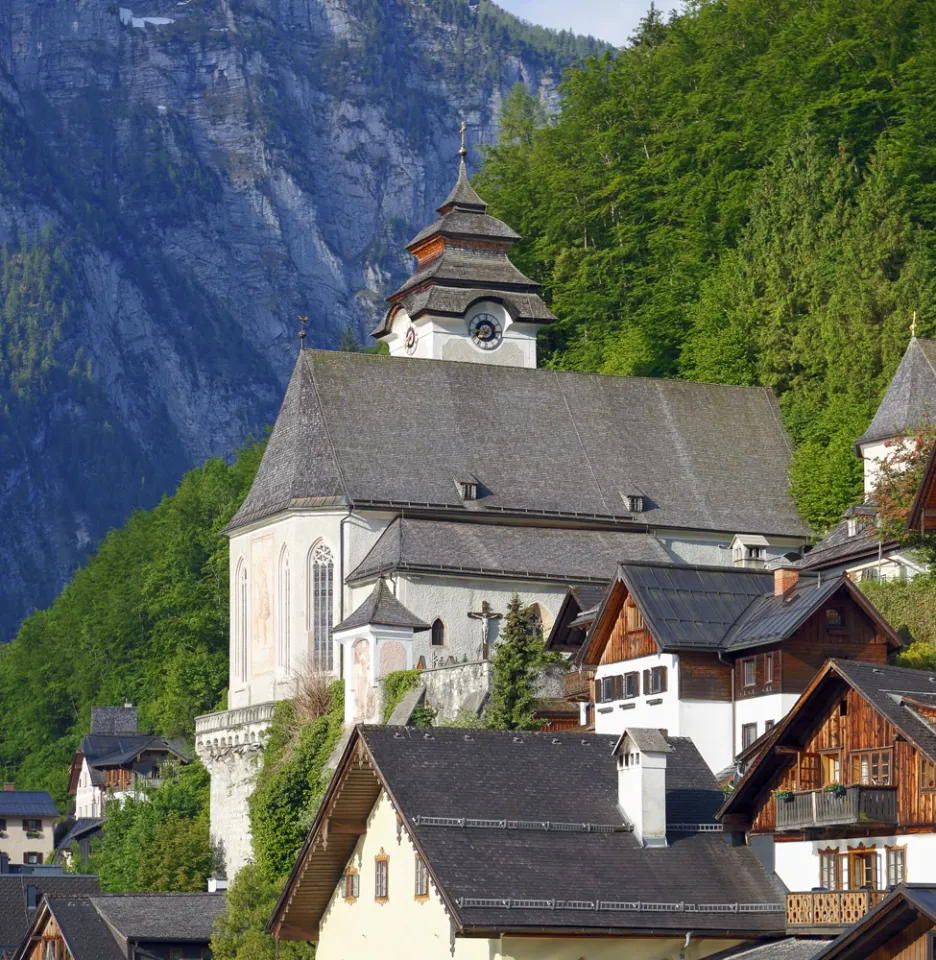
[459,121,467,160]
[298,315,308,350]
[911,311,918,339]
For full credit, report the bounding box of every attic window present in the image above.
[622,493,644,513]
[414,855,429,900]
[455,478,478,501]
[847,517,858,537]
[375,850,389,902]
[344,866,359,902]
[825,608,844,629]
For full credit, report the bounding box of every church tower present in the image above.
[371,131,554,367]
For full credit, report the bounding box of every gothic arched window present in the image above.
[307,542,335,672]
[431,618,446,647]
[235,559,248,683]
[278,547,291,673]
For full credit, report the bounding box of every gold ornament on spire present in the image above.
[911,311,918,339]
[459,121,468,160]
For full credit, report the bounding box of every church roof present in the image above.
[389,246,539,302]
[228,351,809,539]
[347,517,670,585]
[333,579,430,634]
[856,337,936,449]
[407,209,520,249]
[437,158,487,214]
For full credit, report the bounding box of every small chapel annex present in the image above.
[195,148,810,878]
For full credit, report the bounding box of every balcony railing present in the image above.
[787,890,888,930]
[775,785,897,831]
[563,669,596,700]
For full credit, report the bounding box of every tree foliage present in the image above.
[477,1,936,531]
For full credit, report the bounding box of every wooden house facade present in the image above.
[573,564,898,775]
[719,661,936,936]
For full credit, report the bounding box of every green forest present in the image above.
[476,0,936,531]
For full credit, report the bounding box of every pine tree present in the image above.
[484,596,546,731]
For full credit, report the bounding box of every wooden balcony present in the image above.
[775,785,897,831]
[563,668,595,701]
[786,890,887,933]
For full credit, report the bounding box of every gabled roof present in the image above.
[347,517,670,586]
[0,877,101,955]
[270,726,787,941]
[78,734,189,769]
[545,583,608,652]
[857,337,936,450]
[719,660,936,824]
[810,884,936,960]
[92,892,226,941]
[22,897,125,960]
[229,351,809,539]
[0,792,58,818]
[333,579,430,634]
[53,818,104,862]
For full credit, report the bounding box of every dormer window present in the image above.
[731,535,770,568]
[622,493,644,513]
[847,517,857,537]
[455,478,478,501]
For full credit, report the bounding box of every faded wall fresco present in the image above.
[251,534,274,678]
[379,640,406,678]
[353,638,376,723]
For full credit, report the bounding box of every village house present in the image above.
[0,876,100,960]
[11,892,225,960]
[566,564,899,775]
[267,725,789,958]
[801,336,936,584]
[68,706,189,820]
[0,789,59,868]
[718,660,936,937]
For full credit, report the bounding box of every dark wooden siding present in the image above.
[599,601,656,666]
[866,915,932,960]
[735,649,781,700]
[679,652,732,701]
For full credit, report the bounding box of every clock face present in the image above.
[469,312,503,350]
[404,324,418,355]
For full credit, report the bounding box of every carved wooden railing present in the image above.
[563,668,596,700]
[786,890,888,928]
[775,786,897,831]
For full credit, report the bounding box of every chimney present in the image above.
[26,885,37,910]
[774,566,799,597]
[613,728,671,847]
[3,783,14,791]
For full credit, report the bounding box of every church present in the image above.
[195,148,810,878]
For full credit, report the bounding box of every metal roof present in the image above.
[0,792,58,818]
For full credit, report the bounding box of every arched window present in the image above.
[235,559,248,683]
[278,547,291,673]
[307,542,335,671]
[431,619,446,647]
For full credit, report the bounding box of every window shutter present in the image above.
[643,669,650,695]
[613,675,624,700]
[594,678,602,703]
[37,853,42,865]
[21,820,27,832]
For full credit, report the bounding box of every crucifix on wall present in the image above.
[468,600,503,660]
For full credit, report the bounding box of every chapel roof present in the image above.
[228,350,809,539]
[346,517,670,585]
[856,337,936,450]
[270,726,787,940]
[332,579,430,634]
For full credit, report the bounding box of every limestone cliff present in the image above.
[0,0,598,638]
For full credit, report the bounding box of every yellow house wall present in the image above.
[498,936,746,960]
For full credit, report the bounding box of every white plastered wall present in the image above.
[860,439,894,497]
[774,833,936,892]
[0,813,56,864]
[679,700,734,775]
[657,533,804,568]
[75,758,101,818]
[593,653,681,738]
[734,694,800,758]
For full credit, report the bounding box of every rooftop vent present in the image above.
[455,478,478,501]
[621,493,644,513]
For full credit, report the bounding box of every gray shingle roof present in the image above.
[709,939,832,960]
[230,351,809,540]
[333,579,430,634]
[857,338,936,449]
[358,727,785,933]
[347,518,671,585]
[799,515,891,571]
[93,892,226,941]
[0,877,100,953]
[90,706,137,735]
[79,734,188,768]
[390,247,539,302]
[43,898,125,960]
[0,792,58,818]
[438,159,487,214]
[407,209,520,248]
[616,728,672,755]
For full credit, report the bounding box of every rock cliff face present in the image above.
[0,0,596,639]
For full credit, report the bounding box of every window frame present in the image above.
[414,855,429,901]
[819,847,841,891]
[848,844,878,890]
[644,665,667,696]
[344,865,359,903]
[742,658,756,688]
[23,852,42,865]
[765,652,775,686]
[627,602,644,632]
[430,619,446,648]
[23,818,41,833]
[825,607,845,630]
[886,844,907,887]
[307,542,335,673]
[821,750,842,786]
[375,850,389,902]
[623,671,638,699]
[921,755,936,792]
[741,722,758,750]
[850,749,893,786]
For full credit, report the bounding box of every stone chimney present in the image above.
[774,566,799,597]
[612,728,671,847]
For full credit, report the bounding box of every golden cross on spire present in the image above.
[911,311,918,339]
[459,121,468,160]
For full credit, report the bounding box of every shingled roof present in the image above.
[0,877,100,956]
[229,351,808,539]
[270,726,786,941]
[78,734,189,769]
[856,337,936,450]
[799,514,890,572]
[347,517,670,585]
[23,897,125,960]
[333,579,430,634]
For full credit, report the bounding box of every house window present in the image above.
[307,543,335,672]
[22,819,41,833]
[765,653,774,686]
[344,867,359,901]
[821,752,842,786]
[819,849,841,890]
[24,852,42,865]
[886,846,907,887]
[415,856,429,900]
[849,847,878,889]
[0,818,6,832]
[851,750,892,786]
[169,950,183,960]
[922,756,936,792]
[628,603,644,631]
[431,619,446,647]
[741,723,757,750]
[235,559,248,683]
[375,852,389,901]
[42,941,56,960]
[826,608,844,629]
[742,659,756,688]
[278,547,291,673]
[624,672,638,699]
[765,720,775,731]
[644,666,666,695]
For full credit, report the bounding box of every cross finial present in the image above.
[459,121,467,160]
[911,311,918,339]
[298,315,308,351]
